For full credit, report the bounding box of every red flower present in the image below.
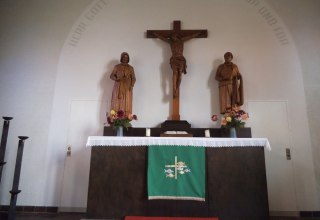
[117,110,125,118]
[107,116,113,124]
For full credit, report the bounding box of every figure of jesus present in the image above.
[147,21,207,120]
[153,32,202,97]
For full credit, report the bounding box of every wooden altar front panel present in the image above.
[86,146,269,220]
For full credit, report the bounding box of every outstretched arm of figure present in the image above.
[153,32,170,43]
[181,31,202,41]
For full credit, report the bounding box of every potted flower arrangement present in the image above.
[212,107,249,138]
[107,109,137,136]
[221,107,248,129]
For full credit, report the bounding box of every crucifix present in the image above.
[147,20,208,120]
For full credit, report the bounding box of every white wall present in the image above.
[266,0,320,209]
[0,0,319,213]
[0,0,92,206]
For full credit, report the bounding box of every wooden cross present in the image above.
[147,21,207,120]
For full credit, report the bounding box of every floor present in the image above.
[2,213,86,220]
[0,213,318,220]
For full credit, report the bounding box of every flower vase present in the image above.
[229,127,237,138]
[116,126,123,137]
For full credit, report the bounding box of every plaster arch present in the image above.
[45,0,318,211]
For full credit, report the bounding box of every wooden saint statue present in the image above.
[215,52,244,113]
[110,52,136,115]
[147,21,207,120]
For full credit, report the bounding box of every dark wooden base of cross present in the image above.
[161,120,191,133]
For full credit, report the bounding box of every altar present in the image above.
[86,135,270,220]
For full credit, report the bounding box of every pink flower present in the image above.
[241,113,248,120]
[127,113,137,120]
[211,114,218,121]
[128,113,133,120]
[221,118,227,126]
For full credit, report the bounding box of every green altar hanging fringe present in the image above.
[148,145,205,201]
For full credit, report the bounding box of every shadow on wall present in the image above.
[100,59,118,128]
[209,59,223,116]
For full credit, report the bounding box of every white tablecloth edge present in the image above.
[86,136,271,151]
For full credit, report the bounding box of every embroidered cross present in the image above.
[164,156,190,179]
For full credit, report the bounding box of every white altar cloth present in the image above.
[86,136,271,151]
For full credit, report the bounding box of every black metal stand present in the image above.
[0,117,13,183]
[7,136,28,220]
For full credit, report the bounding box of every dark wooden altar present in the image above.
[86,128,269,220]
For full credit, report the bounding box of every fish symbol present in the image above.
[176,162,186,166]
[166,173,175,178]
[164,169,174,173]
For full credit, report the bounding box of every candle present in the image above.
[205,129,210,137]
[146,128,151,137]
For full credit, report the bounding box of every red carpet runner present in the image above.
[125,217,218,220]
